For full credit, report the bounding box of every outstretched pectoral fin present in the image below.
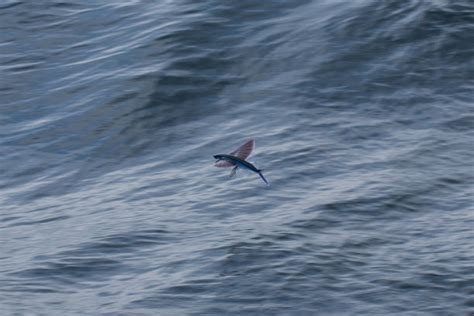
[229,166,238,178]
[215,160,235,168]
[229,139,254,160]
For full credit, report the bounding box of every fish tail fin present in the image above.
[257,170,269,185]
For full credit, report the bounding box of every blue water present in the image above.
[1,1,473,315]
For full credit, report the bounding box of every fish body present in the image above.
[213,154,258,172]
[213,139,268,185]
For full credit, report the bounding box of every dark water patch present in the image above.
[50,1,85,10]
[5,285,63,294]
[8,215,70,228]
[0,216,21,223]
[64,229,174,256]
[0,280,75,296]
[286,214,340,232]
[443,114,474,132]
[11,257,124,283]
[0,1,22,10]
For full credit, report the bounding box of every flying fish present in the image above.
[213,139,268,185]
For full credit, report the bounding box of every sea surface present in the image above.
[1,1,473,315]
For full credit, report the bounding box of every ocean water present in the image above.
[1,0,473,315]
